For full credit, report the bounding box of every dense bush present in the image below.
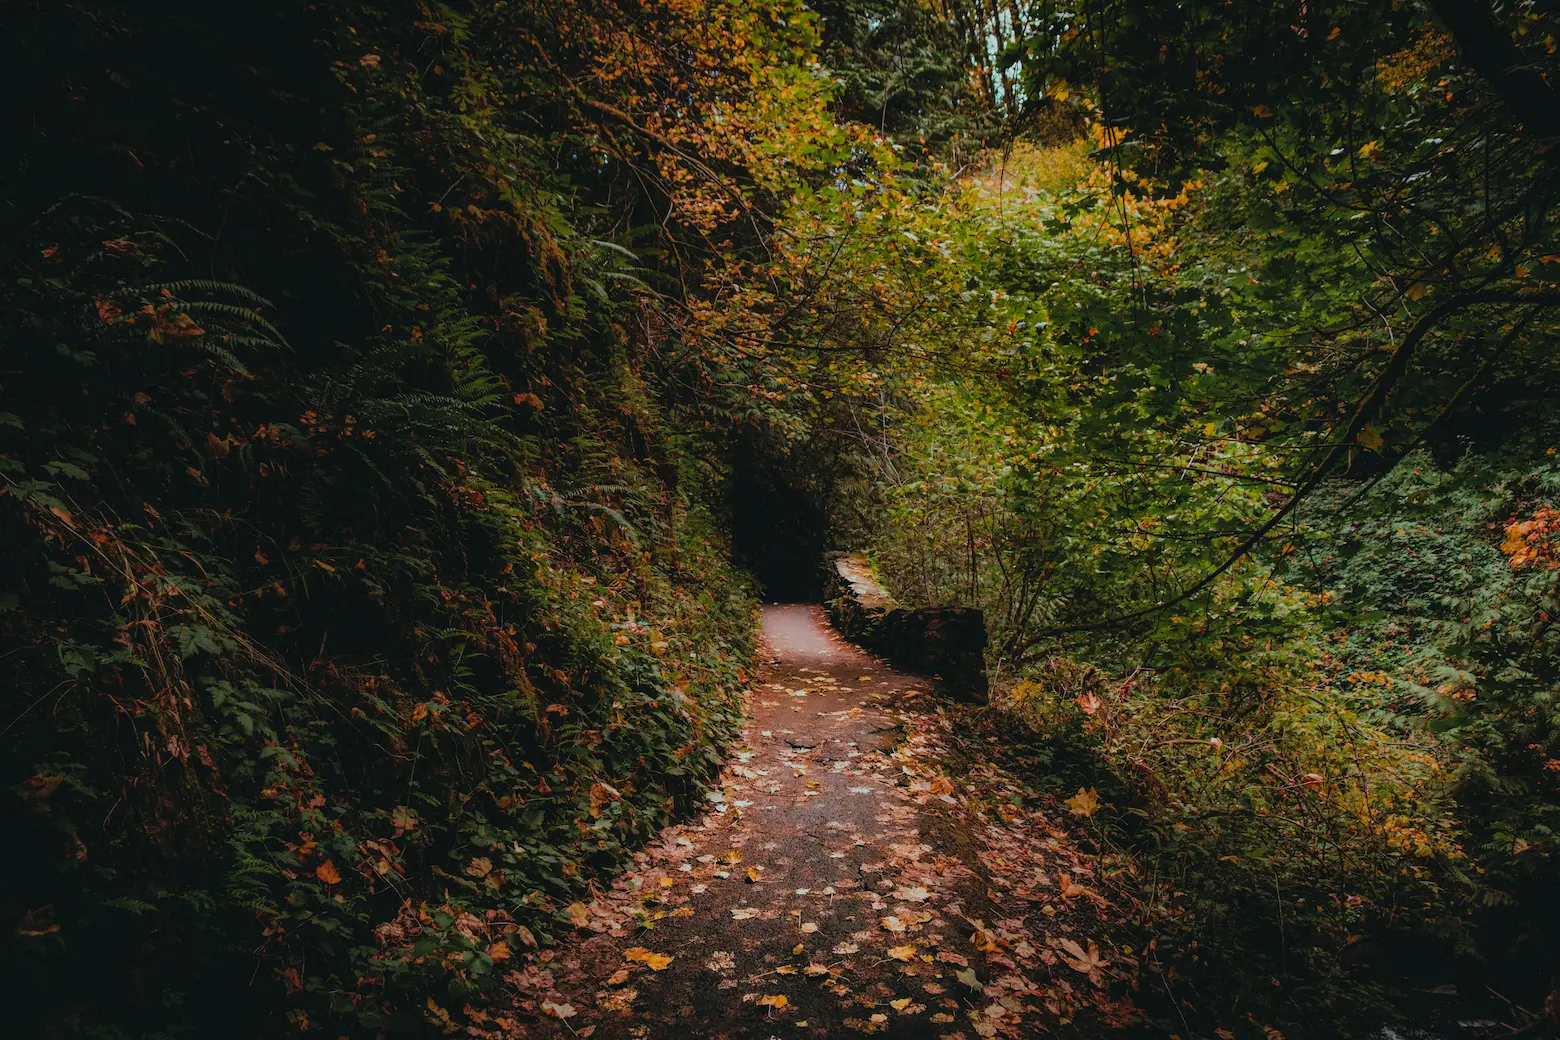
[0,1,844,1034]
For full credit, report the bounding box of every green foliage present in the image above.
[813,0,975,147]
[752,0,1560,1030]
[1294,452,1560,987]
[9,0,1560,1037]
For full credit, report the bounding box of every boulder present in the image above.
[822,553,988,702]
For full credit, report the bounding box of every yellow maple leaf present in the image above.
[1064,787,1101,816]
[315,860,342,885]
[564,902,591,928]
[887,944,917,961]
[624,947,674,970]
[758,994,789,1009]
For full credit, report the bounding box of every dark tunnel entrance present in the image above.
[728,441,828,603]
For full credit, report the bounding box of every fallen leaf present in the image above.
[624,947,674,970]
[887,944,917,961]
[746,867,762,882]
[1057,937,1108,977]
[315,861,342,885]
[893,886,929,902]
[1058,873,1095,900]
[391,805,418,834]
[758,994,789,1009]
[1064,787,1101,817]
[564,902,591,927]
[890,998,912,1011]
[730,907,759,920]
[542,1000,575,1020]
[880,916,906,933]
[800,922,819,933]
[607,968,631,985]
[955,967,983,991]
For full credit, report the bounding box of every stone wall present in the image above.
[822,553,988,701]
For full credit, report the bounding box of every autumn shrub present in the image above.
[960,569,1451,1038]
[1294,453,1560,1010]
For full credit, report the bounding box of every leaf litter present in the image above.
[491,606,1143,1037]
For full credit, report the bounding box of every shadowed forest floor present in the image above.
[497,606,1143,1038]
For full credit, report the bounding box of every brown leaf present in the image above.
[1057,937,1108,977]
[15,906,60,937]
[1058,873,1095,900]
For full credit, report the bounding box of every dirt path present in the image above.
[504,605,1139,1038]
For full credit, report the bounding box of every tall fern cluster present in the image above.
[0,3,774,1036]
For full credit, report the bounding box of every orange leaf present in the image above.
[1064,787,1100,817]
[624,947,674,970]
